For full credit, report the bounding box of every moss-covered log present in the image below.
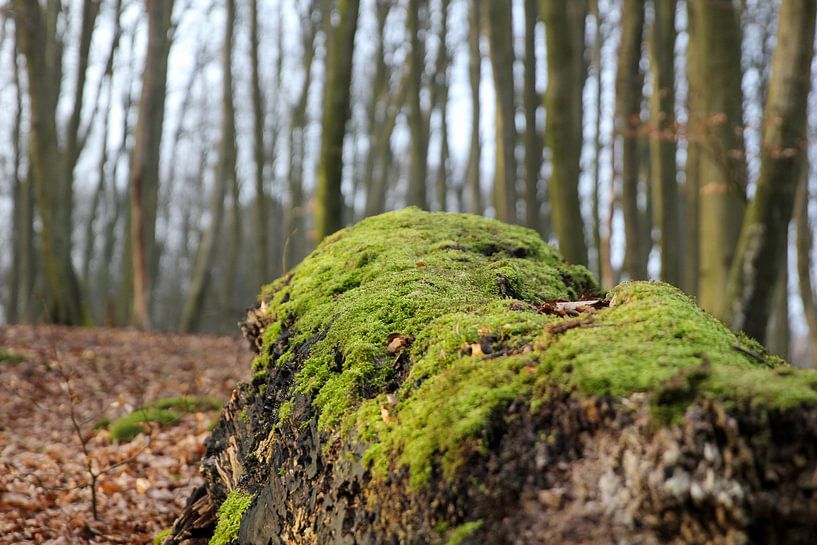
[167,209,817,545]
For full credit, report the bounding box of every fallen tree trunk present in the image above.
[167,209,817,545]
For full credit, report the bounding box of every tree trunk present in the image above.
[766,258,790,360]
[486,0,518,224]
[83,0,123,319]
[523,0,543,233]
[590,0,606,284]
[466,0,482,215]
[795,172,817,365]
[406,0,428,209]
[365,71,408,219]
[7,37,24,324]
[179,0,237,333]
[362,1,392,218]
[616,0,647,280]
[315,0,360,240]
[130,0,174,330]
[287,4,319,267]
[649,0,680,286]
[726,0,815,342]
[250,0,268,285]
[541,0,589,266]
[434,1,451,212]
[682,2,701,297]
[12,0,88,324]
[688,0,746,321]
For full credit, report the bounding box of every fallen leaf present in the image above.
[135,478,152,495]
[387,333,412,353]
[380,404,393,424]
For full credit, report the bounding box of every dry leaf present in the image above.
[387,333,412,353]
[380,404,393,424]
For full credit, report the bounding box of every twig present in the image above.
[732,344,774,368]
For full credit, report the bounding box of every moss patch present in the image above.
[446,520,483,545]
[210,489,254,545]
[108,396,223,442]
[250,208,817,488]
[0,350,25,364]
[109,408,180,442]
[152,528,172,545]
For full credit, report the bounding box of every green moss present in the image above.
[108,396,222,442]
[0,350,25,364]
[249,209,817,489]
[446,520,484,545]
[93,417,110,430]
[277,399,294,422]
[209,489,254,545]
[150,396,222,412]
[109,408,179,442]
[152,528,172,545]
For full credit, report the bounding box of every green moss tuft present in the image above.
[209,489,254,545]
[109,408,179,442]
[249,209,817,489]
[108,395,222,442]
[152,528,172,545]
[277,399,294,422]
[446,520,484,545]
[0,350,25,364]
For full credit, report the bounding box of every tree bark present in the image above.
[541,0,589,266]
[12,0,89,324]
[315,0,360,239]
[250,0,268,285]
[795,172,817,365]
[466,0,482,215]
[130,0,174,330]
[649,0,680,286]
[726,0,815,341]
[434,1,451,212]
[7,36,24,324]
[179,0,237,333]
[406,0,429,209]
[688,0,746,321]
[766,258,790,360]
[616,0,647,280]
[523,0,543,233]
[362,1,392,218]
[682,2,700,297]
[590,0,606,284]
[486,0,518,223]
[287,4,319,267]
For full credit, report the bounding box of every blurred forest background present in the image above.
[2,0,817,367]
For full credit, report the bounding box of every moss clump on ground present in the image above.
[0,350,25,364]
[109,408,180,442]
[108,396,223,442]
[153,528,172,545]
[251,208,817,488]
[209,489,254,545]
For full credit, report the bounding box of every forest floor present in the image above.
[0,325,247,544]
